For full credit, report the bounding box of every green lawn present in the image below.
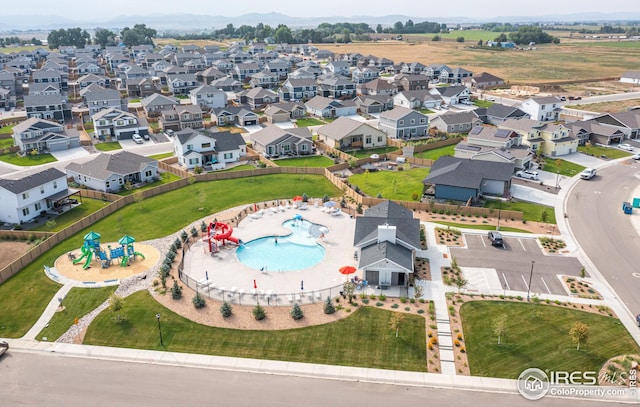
[349,168,430,200]
[0,152,57,166]
[296,118,326,127]
[540,158,585,177]
[484,200,556,224]
[129,98,141,103]
[32,198,111,232]
[216,164,257,172]
[274,155,335,167]
[419,109,435,114]
[0,173,341,338]
[414,145,456,160]
[432,221,530,233]
[0,125,14,135]
[95,142,123,152]
[118,172,182,196]
[148,152,174,160]
[0,137,13,149]
[36,286,116,342]
[461,301,640,379]
[437,29,502,41]
[84,291,427,372]
[578,145,632,160]
[351,147,400,158]
[473,100,494,108]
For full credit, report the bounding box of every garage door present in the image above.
[365,270,379,285]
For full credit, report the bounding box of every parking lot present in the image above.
[449,233,584,296]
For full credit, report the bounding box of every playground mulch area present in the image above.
[54,242,160,283]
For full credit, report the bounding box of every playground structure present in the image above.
[72,231,145,269]
[205,221,242,253]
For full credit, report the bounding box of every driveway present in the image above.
[558,152,604,168]
[450,233,583,296]
[49,147,91,161]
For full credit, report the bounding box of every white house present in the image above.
[189,84,227,109]
[520,96,562,122]
[620,71,640,84]
[11,117,81,154]
[0,167,70,224]
[304,95,357,118]
[173,129,247,170]
[92,108,149,141]
[316,116,387,150]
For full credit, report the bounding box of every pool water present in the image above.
[236,219,325,272]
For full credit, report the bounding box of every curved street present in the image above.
[566,159,640,318]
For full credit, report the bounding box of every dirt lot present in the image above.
[0,241,32,269]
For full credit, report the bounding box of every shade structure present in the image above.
[118,235,136,245]
[339,265,357,275]
[84,231,101,241]
[293,214,303,220]
[323,201,336,207]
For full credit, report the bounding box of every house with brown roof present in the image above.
[250,126,314,158]
[463,72,505,90]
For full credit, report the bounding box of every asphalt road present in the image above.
[0,352,621,407]
[566,159,640,317]
[450,234,583,295]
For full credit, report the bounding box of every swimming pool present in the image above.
[236,219,326,272]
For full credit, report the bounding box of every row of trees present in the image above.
[0,36,43,48]
[493,25,560,45]
[46,24,157,49]
[380,20,446,34]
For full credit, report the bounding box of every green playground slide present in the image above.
[134,252,145,260]
[82,251,93,269]
[72,246,89,265]
[121,255,129,267]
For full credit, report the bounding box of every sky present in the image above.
[2,0,640,20]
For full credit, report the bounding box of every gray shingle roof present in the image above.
[358,241,413,271]
[0,167,65,194]
[65,151,156,180]
[316,116,372,140]
[423,156,515,189]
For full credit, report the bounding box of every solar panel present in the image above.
[469,126,483,135]
[494,129,511,138]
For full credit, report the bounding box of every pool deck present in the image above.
[182,204,358,300]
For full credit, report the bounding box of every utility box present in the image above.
[623,201,633,215]
[633,197,640,208]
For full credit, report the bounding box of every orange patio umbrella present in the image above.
[339,265,357,275]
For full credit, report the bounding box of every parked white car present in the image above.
[132,134,144,144]
[618,143,634,151]
[516,169,539,180]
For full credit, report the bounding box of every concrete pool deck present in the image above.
[182,204,358,303]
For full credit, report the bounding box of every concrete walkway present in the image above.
[22,282,75,341]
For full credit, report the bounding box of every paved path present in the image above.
[21,282,75,341]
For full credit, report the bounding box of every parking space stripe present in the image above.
[540,277,552,294]
[502,273,510,290]
[521,274,530,289]
[519,238,526,251]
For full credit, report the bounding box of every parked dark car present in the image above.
[488,231,504,247]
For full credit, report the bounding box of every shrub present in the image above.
[174,238,182,249]
[324,296,336,314]
[171,280,183,299]
[253,304,266,320]
[220,301,233,318]
[190,226,198,238]
[362,298,369,305]
[192,293,206,308]
[379,294,386,301]
[391,303,399,309]
[400,297,407,304]
[290,303,304,320]
[417,309,425,314]
[181,230,188,243]
[376,302,384,307]
[200,220,207,232]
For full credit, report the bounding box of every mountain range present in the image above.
[1,12,639,32]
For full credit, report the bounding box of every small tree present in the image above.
[322,194,330,203]
[174,237,182,249]
[110,293,126,323]
[343,281,356,303]
[570,322,589,351]
[190,226,198,238]
[413,284,424,301]
[540,209,549,223]
[456,36,465,43]
[453,275,468,293]
[181,230,188,243]
[580,266,586,280]
[492,314,508,345]
[45,219,57,229]
[171,280,183,299]
[290,303,304,320]
[389,313,405,338]
[324,296,336,314]
[356,203,363,214]
[220,301,233,318]
[192,293,206,309]
[302,193,309,203]
[253,304,266,320]
[200,220,207,233]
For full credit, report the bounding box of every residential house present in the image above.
[264,101,306,123]
[475,103,530,125]
[278,78,317,101]
[0,167,71,224]
[463,72,505,90]
[196,66,226,84]
[160,105,204,132]
[0,71,17,97]
[173,129,246,170]
[23,94,69,124]
[140,93,179,116]
[289,66,321,79]
[305,95,357,118]
[317,74,357,99]
[440,67,472,84]
[92,108,149,141]
[567,120,625,146]
[66,151,158,193]
[341,52,363,67]
[32,69,66,91]
[500,118,579,156]
[210,77,244,92]
[353,200,421,289]
[236,87,279,110]
[126,77,159,98]
[430,85,471,105]
[368,57,394,69]
[424,64,448,80]
[378,107,429,139]
[12,117,80,153]
[313,49,334,60]
[183,58,206,74]
[401,62,427,75]
[423,156,515,201]
[77,73,111,89]
[248,42,267,55]
[211,106,259,126]
[358,78,396,96]
[520,96,562,122]
[0,88,11,109]
[189,85,227,109]
[325,60,350,76]
[264,60,290,79]
[80,84,124,116]
[454,126,533,169]
[76,61,104,76]
[354,94,394,114]
[250,125,314,157]
[589,111,640,140]
[393,90,442,110]
[394,74,429,92]
[352,66,380,84]
[210,59,235,74]
[232,62,261,81]
[166,73,199,95]
[249,71,280,89]
[430,111,483,134]
[316,116,387,150]
[27,83,60,97]
[620,71,640,84]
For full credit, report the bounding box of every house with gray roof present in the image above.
[475,103,529,126]
[210,77,243,92]
[27,83,60,96]
[430,111,482,134]
[590,111,640,140]
[141,93,180,116]
[236,87,279,109]
[620,71,640,84]
[278,78,317,102]
[190,84,227,109]
[12,117,79,153]
[454,126,533,169]
[250,125,313,158]
[316,116,387,150]
[92,108,149,141]
[353,200,420,289]
[499,118,579,156]
[66,151,158,193]
[80,84,124,116]
[211,106,259,126]
[378,106,429,140]
[305,95,357,118]
[317,74,357,99]
[166,73,199,95]
[160,104,204,132]
[0,167,71,224]
[172,129,247,170]
[264,101,306,123]
[520,96,562,122]
[393,90,442,110]
[463,71,505,90]
[423,156,515,201]
[429,85,471,105]
[354,94,394,115]
[24,94,69,124]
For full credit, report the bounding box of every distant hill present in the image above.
[1,12,639,32]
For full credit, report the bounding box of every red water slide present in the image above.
[209,222,240,246]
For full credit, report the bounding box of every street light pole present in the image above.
[527,261,535,302]
[155,313,163,346]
